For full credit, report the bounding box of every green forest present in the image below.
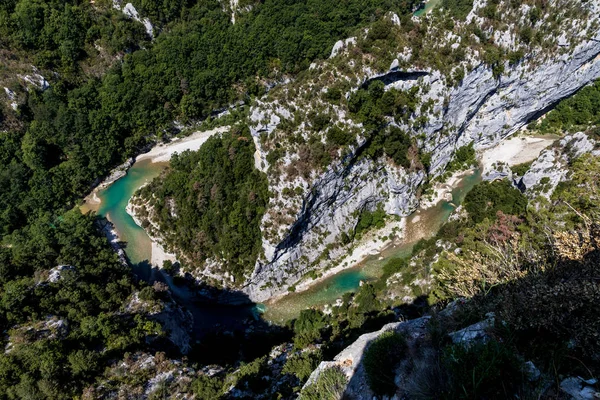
[0,0,422,396]
[0,0,419,236]
[135,127,269,282]
[0,0,599,397]
[0,211,162,398]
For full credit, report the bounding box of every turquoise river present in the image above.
[84,158,481,325]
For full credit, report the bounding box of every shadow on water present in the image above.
[91,158,281,348]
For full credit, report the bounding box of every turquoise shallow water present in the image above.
[89,155,481,324]
[97,159,166,265]
[413,0,441,16]
[92,159,261,332]
[263,169,482,322]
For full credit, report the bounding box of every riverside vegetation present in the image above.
[0,0,599,399]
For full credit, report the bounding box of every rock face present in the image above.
[519,132,600,198]
[560,376,600,400]
[304,302,480,399]
[112,1,154,38]
[240,11,600,302]
[421,33,600,175]
[98,157,134,189]
[125,288,194,355]
[304,316,432,399]
[244,141,424,300]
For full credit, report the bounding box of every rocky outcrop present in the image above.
[240,2,600,302]
[304,316,431,399]
[420,32,600,175]
[84,351,200,400]
[126,286,194,355]
[112,1,154,38]
[5,316,68,354]
[560,376,599,400]
[244,140,424,300]
[303,302,479,399]
[96,157,134,190]
[519,132,600,198]
[303,307,531,399]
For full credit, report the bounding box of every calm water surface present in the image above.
[87,157,481,325]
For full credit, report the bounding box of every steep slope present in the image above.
[240,0,600,301]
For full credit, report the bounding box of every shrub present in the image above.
[510,161,532,176]
[464,180,527,223]
[282,349,323,382]
[447,143,476,172]
[293,309,327,348]
[355,206,387,237]
[299,366,347,400]
[442,0,474,20]
[235,356,269,392]
[363,331,407,396]
[327,126,354,146]
[440,339,523,399]
[192,375,223,400]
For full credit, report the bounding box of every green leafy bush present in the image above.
[192,375,223,400]
[510,161,532,176]
[363,331,407,396]
[442,0,474,20]
[534,79,600,133]
[355,206,387,237]
[440,339,523,399]
[299,366,347,400]
[235,356,269,392]
[464,180,527,223]
[293,309,327,348]
[447,143,476,172]
[282,350,323,382]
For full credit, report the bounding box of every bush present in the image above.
[447,143,476,172]
[442,0,474,20]
[464,180,527,223]
[363,331,407,396]
[235,356,269,392]
[440,339,523,399]
[510,161,532,176]
[192,375,223,400]
[299,366,347,400]
[326,126,354,147]
[282,350,323,382]
[355,206,387,237]
[293,309,327,348]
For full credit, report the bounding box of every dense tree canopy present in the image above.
[0,0,420,396]
[0,211,161,398]
[136,127,269,281]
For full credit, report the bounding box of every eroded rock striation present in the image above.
[240,1,600,302]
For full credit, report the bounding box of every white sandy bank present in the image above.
[480,135,557,174]
[137,126,230,163]
[151,241,177,268]
[278,218,407,298]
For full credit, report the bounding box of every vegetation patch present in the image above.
[137,126,269,282]
[299,366,347,400]
[439,339,524,399]
[463,180,527,223]
[529,80,600,134]
[363,330,407,396]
